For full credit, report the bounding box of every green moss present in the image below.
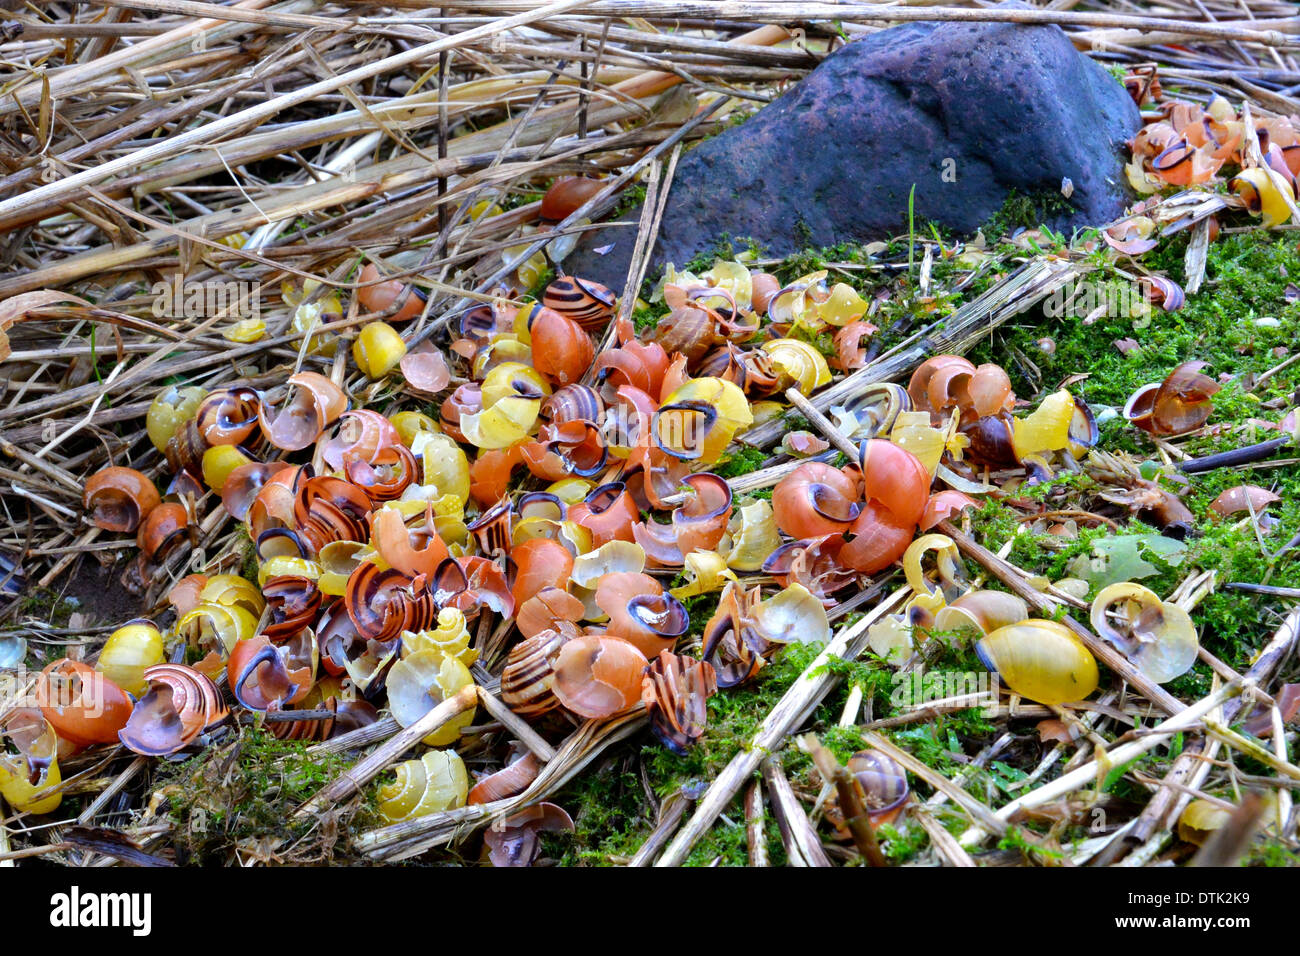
[981,188,1078,241]
[713,446,767,479]
[157,729,369,865]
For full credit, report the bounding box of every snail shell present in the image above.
[540,177,605,221]
[0,708,62,814]
[34,659,133,748]
[118,663,228,756]
[137,501,190,563]
[848,749,910,823]
[641,652,717,755]
[540,384,604,426]
[551,634,648,719]
[542,275,617,331]
[83,466,161,534]
[976,619,1099,706]
[376,749,469,824]
[650,306,721,365]
[502,628,570,719]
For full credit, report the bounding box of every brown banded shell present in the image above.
[848,749,910,824]
[261,574,323,643]
[118,663,228,756]
[193,386,261,447]
[542,276,617,331]
[83,466,161,533]
[695,342,749,388]
[540,384,604,426]
[268,697,339,742]
[701,581,766,688]
[501,628,569,719]
[641,652,717,755]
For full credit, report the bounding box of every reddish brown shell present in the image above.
[1210,485,1280,519]
[517,587,584,640]
[551,634,648,719]
[833,321,877,372]
[468,751,543,805]
[641,652,717,755]
[596,572,688,659]
[529,308,594,386]
[919,490,979,532]
[136,501,189,562]
[221,461,286,523]
[510,538,575,608]
[540,177,605,221]
[750,272,780,314]
[568,481,638,547]
[35,659,133,748]
[520,420,607,481]
[593,327,670,401]
[469,443,524,508]
[772,461,861,539]
[229,634,313,710]
[357,263,426,322]
[83,466,161,533]
[908,354,975,418]
[372,506,450,579]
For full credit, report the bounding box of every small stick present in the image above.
[745,779,768,867]
[1178,436,1291,473]
[762,757,830,867]
[75,756,147,826]
[653,585,909,866]
[802,734,887,866]
[295,685,477,817]
[956,679,1245,847]
[475,686,557,762]
[627,792,690,866]
[912,805,977,868]
[784,387,859,461]
[863,731,1025,849]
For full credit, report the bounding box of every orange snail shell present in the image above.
[34,659,134,748]
[551,634,648,719]
[83,467,161,533]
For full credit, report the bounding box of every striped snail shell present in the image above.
[542,276,617,331]
[847,749,910,823]
[502,628,570,719]
[540,384,604,427]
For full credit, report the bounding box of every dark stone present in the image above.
[567,8,1140,287]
